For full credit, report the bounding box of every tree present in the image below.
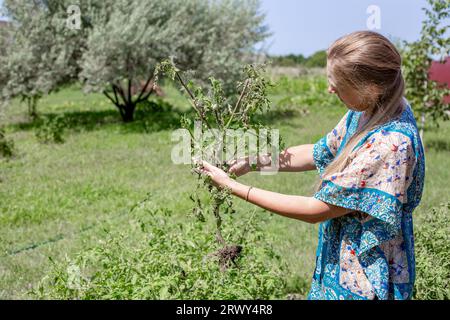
[403,0,450,138]
[304,50,327,68]
[80,0,269,122]
[269,51,327,68]
[0,0,82,118]
[0,21,11,107]
[270,54,306,67]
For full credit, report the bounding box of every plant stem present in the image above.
[213,199,226,245]
[226,79,250,128]
[175,72,213,131]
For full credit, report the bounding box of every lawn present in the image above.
[1,75,449,299]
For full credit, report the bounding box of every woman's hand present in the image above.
[198,161,233,189]
[228,157,252,177]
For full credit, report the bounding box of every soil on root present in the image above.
[210,244,243,272]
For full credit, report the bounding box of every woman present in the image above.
[198,31,425,300]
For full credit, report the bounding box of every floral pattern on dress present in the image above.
[339,237,376,298]
[308,101,425,300]
[313,112,350,174]
[379,235,410,284]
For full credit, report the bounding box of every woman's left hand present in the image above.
[198,161,233,189]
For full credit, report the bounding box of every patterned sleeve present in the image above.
[313,112,349,174]
[314,130,417,256]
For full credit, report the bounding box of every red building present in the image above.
[429,56,450,104]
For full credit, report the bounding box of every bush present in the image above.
[269,50,327,68]
[414,203,450,300]
[34,203,287,299]
[136,99,181,133]
[303,50,327,68]
[35,115,66,144]
[0,127,15,158]
[269,75,339,108]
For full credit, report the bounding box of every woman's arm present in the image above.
[228,180,350,224]
[275,144,316,172]
[229,144,316,176]
[200,161,351,224]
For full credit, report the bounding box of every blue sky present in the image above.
[260,0,429,56]
[0,0,434,56]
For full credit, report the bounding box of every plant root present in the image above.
[207,244,243,272]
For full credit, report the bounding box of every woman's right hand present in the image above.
[228,157,252,177]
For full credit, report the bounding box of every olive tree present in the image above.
[403,0,450,138]
[80,0,269,122]
[0,0,82,118]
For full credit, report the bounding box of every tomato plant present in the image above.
[156,60,284,271]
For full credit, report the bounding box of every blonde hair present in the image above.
[321,31,405,182]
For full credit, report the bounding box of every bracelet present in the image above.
[246,186,253,202]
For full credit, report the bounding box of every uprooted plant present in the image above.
[156,60,284,271]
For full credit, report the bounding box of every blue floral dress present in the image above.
[308,101,425,300]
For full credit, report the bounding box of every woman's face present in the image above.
[326,63,368,112]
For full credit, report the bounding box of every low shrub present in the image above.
[34,203,287,299]
[35,115,66,144]
[414,203,450,300]
[269,75,340,108]
[137,98,181,133]
[0,128,15,158]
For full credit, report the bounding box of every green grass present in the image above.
[1,76,449,299]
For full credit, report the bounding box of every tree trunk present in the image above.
[103,91,136,122]
[27,96,38,119]
[103,77,156,123]
[121,104,135,122]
